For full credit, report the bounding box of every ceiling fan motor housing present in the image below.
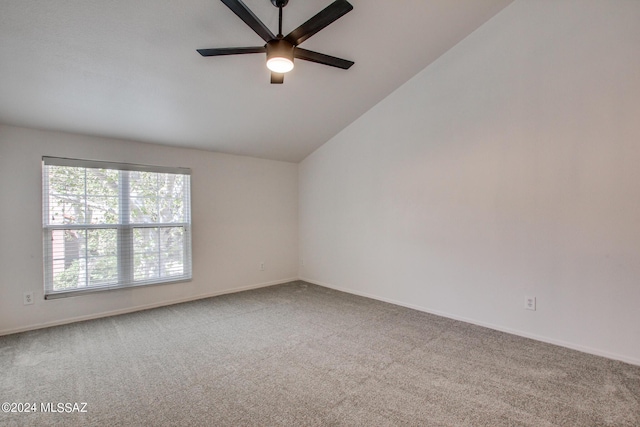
[271,0,289,7]
[266,39,295,72]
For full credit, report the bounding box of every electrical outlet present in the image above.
[23,291,34,305]
[259,262,265,271]
[524,296,536,311]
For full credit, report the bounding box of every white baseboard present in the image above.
[300,277,640,367]
[0,277,299,337]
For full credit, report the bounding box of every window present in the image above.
[42,157,191,299]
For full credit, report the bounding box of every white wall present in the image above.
[299,0,640,365]
[0,125,298,334]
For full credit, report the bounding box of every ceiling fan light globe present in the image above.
[266,39,295,73]
[267,57,294,73]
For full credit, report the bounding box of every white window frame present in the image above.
[42,157,192,299]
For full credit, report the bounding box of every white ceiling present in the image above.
[0,0,513,162]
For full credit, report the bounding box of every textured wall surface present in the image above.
[299,0,640,364]
[0,125,299,334]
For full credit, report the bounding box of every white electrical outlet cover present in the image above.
[525,296,536,311]
[23,292,34,305]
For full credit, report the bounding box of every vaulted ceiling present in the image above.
[0,0,513,162]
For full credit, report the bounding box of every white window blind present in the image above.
[42,157,192,299]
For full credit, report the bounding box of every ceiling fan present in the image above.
[197,0,354,84]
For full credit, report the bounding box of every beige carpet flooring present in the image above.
[1,281,639,426]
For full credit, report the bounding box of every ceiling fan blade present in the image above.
[294,48,354,69]
[220,0,276,42]
[285,0,353,46]
[271,72,284,84]
[197,46,266,56]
